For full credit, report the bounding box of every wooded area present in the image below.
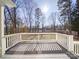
[4,0,79,40]
[4,0,58,34]
[58,0,79,40]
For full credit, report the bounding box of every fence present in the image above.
[3,33,73,55]
[74,41,79,55]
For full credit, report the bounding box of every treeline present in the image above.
[4,0,59,34]
[57,0,79,34]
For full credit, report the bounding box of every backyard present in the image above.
[0,0,79,59]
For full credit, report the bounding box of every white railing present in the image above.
[74,41,79,55]
[20,33,56,42]
[4,33,22,50]
[56,33,73,51]
[56,33,68,49]
[3,33,74,55]
[18,33,73,51]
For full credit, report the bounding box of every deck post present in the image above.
[38,34,40,41]
[56,33,58,41]
[0,0,16,56]
[0,4,6,56]
[67,35,74,52]
[20,33,22,41]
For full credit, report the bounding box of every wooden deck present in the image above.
[1,54,70,59]
[6,42,63,54]
[4,41,78,59]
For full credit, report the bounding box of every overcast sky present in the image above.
[34,0,58,11]
[17,0,76,26]
[34,0,58,15]
[34,0,58,26]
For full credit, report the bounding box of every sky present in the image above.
[72,0,76,4]
[17,0,76,27]
[34,0,58,16]
[34,0,58,26]
[34,0,58,11]
[17,0,58,26]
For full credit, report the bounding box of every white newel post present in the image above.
[20,33,22,41]
[0,4,2,56]
[0,5,6,56]
[0,0,16,56]
[56,33,58,41]
[67,35,74,52]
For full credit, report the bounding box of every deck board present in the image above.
[1,54,70,59]
[5,41,78,59]
[6,42,63,54]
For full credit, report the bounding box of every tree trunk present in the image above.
[4,10,8,35]
[13,7,16,33]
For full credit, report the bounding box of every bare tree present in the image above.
[22,8,29,30]
[57,0,72,33]
[57,14,68,30]
[41,15,45,32]
[35,8,42,32]
[4,6,14,34]
[4,0,23,34]
[11,0,22,33]
[4,6,9,34]
[48,12,56,32]
[22,0,36,32]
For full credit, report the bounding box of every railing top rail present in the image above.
[4,33,56,36]
[20,33,57,35]
[4,33,20,38]
[4,33,73,38]
[74,41,79,44]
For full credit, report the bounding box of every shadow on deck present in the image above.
[5,42,78,59]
